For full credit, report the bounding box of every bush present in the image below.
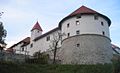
[113,60,120,73]
[26,51,49,64]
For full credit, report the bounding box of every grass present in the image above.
[0,62,113,73]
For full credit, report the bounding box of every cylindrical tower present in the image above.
[59,6,112,64]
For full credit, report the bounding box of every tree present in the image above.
[0,12,7,51]
[49,31,64,64]
[31,51,49,64]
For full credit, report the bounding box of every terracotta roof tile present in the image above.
[31,21,43,31]
[22,37,30,43]
[69,5,98,16]
[6,48,14,53]
[112,44,120,50]
[59,5,111,28]
[10,37,30,48]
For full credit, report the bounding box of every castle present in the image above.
[9,6,113,64]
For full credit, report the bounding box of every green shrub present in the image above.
[113,60,120,73]
[25,51,49,64]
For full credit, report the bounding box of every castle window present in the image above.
[22,47,24,51]
[38,30,39,33]
[67,23,70,28]
[76,21,80,25]
[102,31,105,35]
[46,36,50,41]
[76,15,81,19]
[30,43,33,48]
[76,43,80,47]
[76,30,80,35]
[101,22,104,26]
[94,15,98,20]
[67,33,70,37]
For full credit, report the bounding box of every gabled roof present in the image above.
[69,5,98,16]
[112,44,120,50]
[6,48,14,53]
[31,21,43,31]
[10,37,30,48]
[112,44,120,54]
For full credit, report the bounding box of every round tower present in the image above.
[31,21,43,41]
[59,6,112,64]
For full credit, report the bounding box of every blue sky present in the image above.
[0,0,120,48]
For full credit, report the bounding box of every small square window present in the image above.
[76,15,81,19]
[67,23,70,28]
[22,47,24,51]
[46,36,50,41]
[30,44,33,48]
[102,31,105,35]
[67,33,70,37]
[76,30,80,35]
[38,30,39,33]
[76,43,80,47]
[94,15,98,20]
[101,22,104,26]
[76,21,80,25]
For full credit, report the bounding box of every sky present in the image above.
[0,0,120,48]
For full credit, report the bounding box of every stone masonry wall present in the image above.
[60,34,113,64]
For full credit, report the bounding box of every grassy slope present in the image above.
[0,63,113,73]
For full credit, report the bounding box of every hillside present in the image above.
[0,62,113,73]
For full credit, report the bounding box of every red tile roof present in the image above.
[22,37,30,43]
[21,37,30,47]
[112,44,120,50]
[112,44,120,54]
[69,5,98,16]
[10,37,30,48]
[59,5,111,28]
[6,48,14,53]
[31,21,43,31]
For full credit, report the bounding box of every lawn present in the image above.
[0,62,113,73]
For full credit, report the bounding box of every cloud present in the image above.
[2,8,34,21]
[15,0,32,5]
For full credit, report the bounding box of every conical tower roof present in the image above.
[31,21,43,31]
[69,5,98,16]
[59,5,111,28]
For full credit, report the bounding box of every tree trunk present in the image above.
[53,42,58,64]
[53,48,57,64]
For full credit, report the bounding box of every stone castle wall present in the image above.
[60,34,113,64]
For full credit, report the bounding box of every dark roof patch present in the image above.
[34,27,59,41]
[10,37,30,48]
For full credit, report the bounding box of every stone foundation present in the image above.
[60,34,113,64]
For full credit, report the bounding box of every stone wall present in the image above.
[60,34,113,64]
[0,51,26,63]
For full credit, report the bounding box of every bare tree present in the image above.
[49,31,65,64]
